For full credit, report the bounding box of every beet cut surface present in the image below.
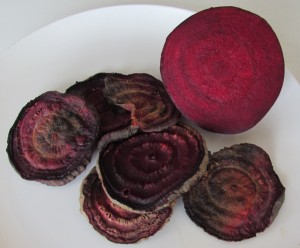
[160,7,284,133]
[80,167,172,244]
[183,143,285,241]
[7,91,99,186]
[97,123,208,212]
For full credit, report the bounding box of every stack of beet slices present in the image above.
[6,6,286,244]
[81,122,208,243]
[7,72,209,243]
[71,74,208,243]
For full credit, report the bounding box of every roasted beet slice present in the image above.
[183,143,285,241]
[7,91,99,186]
[160,7,284,134]
[80,167,172,244]
[102,73,181,132]
[97,123,208,212]
[66,73,131,136]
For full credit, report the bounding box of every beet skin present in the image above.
[160,7,285,134]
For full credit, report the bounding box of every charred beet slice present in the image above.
[80,167,172,244]
[103,73,181,132]
[66,73,131,136]
[183,143,285,241]
[97,123,208,212]
[160,7,284,134]
[7,91,99,186]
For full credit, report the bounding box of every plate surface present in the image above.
[0,5,300,248]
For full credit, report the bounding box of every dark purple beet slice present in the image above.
[103,73,181,132]
[183,143,285,241]
[66,73,131,136]
[97,122,208,212]
[7,91,99,186]
[160,7,284,134]
[80,167,172,244]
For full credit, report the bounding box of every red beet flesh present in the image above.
[183,143,285,241]
[7,91,99,185]
[160,7,284,133]
[80,167,172,244]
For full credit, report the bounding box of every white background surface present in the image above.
[0,2,300,248]
[1,0,300,81]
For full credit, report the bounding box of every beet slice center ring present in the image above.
[207,165,258,209]
[97,123,208,212]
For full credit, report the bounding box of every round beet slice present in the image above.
[80,167,172,244]
[66,73,131,136]
[7,91,99,186]
[183,143,285,241]
[97,122,209,212]
[160,7,284,134]
[102,73,181,132]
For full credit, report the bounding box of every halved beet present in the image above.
[66,73,131,136]
[183,143,285,241]
[80,167,172,244]
[7,91,99,186]
[160,7,284,134]
[97,122,209,212]
[102,73,181,132]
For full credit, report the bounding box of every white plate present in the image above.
[0,5,299,248]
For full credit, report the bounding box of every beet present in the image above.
[183,143,285,241]
[66,73,131,136]
[160,6,284,134]
[97,122,208,212]
[80,167,172,244]
[7,91,99,186]
[103,73,181,132]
